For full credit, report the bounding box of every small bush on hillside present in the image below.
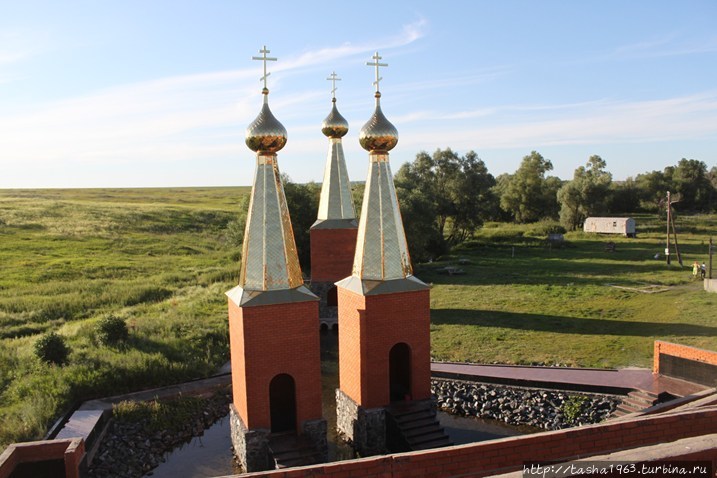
[525,221,567,237]
[96,315,129,346]
[225,219,245,248]
[34,332,70,365]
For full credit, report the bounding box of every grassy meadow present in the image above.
[426,216,717,367]
[0,187,716,448]
[0,188,246,447]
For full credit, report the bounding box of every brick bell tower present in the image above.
[310,72,358,326]
[335,52,432,456]
[226,46,326,472]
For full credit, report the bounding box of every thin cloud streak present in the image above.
[398,92,717,151]
[0,20,428,187]
[274,18,428,74]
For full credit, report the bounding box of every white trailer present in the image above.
[583,217,636,237]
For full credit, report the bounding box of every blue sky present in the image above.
[1,1,716,188]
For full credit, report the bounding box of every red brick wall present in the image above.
[337,287,364,405]
[311,228,357,282]
[228,299,249,424]
[228,299,322,430]
[337,287,431,409]
[0,438,85,478]
[239,407,717,477]
[653,341,717,374]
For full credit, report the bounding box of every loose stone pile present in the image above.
[432,379,619,430]
[87,388,232,478]
[85,379,619,477]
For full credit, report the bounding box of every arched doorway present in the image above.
[389,343,411,402]
[269,374,296,433]
[327,286,338,307]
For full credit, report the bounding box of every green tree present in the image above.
[558,155,613,230]
[634,170,670,212]
[607,177,642,214]
[282,176,321,273]
[394,148,496,261]
[634,160,716,213]
[499,151,561,222]
[672,158,713,211]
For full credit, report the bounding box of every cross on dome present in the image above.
[327,71,341,99]
[252,45,277,91]
[366,51,388,93]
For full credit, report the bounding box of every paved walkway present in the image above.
[430,362,707,396]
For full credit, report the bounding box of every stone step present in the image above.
[622,397,652,410]
[408,430,453,446]
[626,391,657,406]
[404,423,442,438]
[386,400,452,452]
[268,433,322,470]
[399,417,440,431]
[613,404,640,417]
[394,411,435,425]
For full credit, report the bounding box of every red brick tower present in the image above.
[310,73,358,326]
[335,52,432,456]
[226,47,325,472]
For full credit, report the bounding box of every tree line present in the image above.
[276,149,717,269]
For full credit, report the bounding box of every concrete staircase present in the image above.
[613,390,658,417]
[386,401,452,452]
[268,432,323,469]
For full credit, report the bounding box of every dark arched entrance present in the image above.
[269,374,296,433]
[327,286,338,307]
[389,343,411,402]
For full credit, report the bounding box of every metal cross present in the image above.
[252,45,277,90]
[366,51,388,92]
[327,71,341,99]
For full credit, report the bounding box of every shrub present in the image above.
[34,332,70,365]
[96,315,129,346]
[525,220,567,237]
[561,394,588,424]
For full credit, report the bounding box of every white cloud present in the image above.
[0,20,428,187]
[606,33,717,61]
[398,92,717,151]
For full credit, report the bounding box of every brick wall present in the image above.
[310,228,357,282]
[337,287,431,409]
[238,406,717,477]
[653,341,717,373]
[0,438,85,478]
[337,287,364,405]
[228,299,322,431]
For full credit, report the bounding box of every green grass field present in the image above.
[426,216,717,367]
[0,188,245,447]
[0,188,715,448]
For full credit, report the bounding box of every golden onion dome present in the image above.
[245,89,287,153]
[321,99,349,138]
[359,92,398,153]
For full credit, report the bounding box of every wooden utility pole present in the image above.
[665,191,683,266]
[710,237,714,279]
[666,191,672,265]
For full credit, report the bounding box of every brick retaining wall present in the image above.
[236,406,717,478]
